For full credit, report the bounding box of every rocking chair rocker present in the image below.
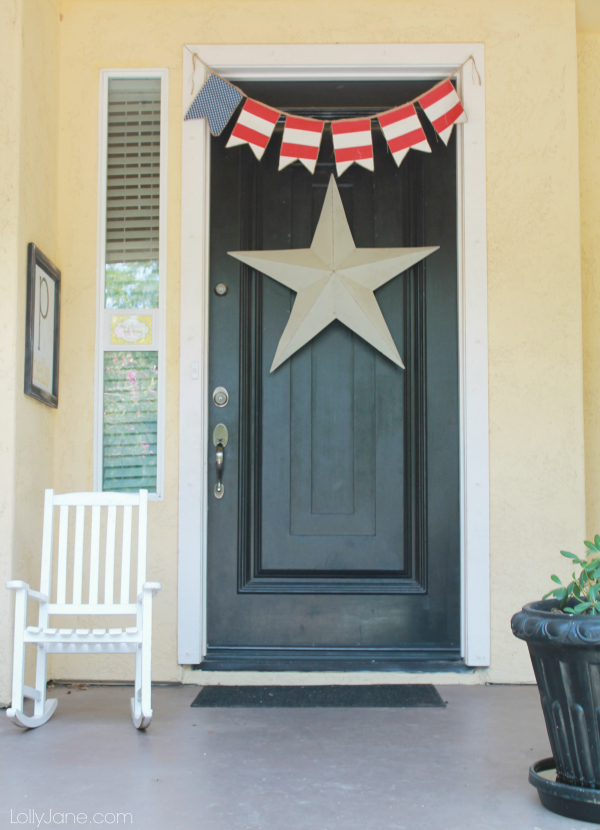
[6,489,161,729]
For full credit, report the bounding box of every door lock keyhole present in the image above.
[213,387,229,407]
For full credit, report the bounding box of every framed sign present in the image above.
[24,243,61,407]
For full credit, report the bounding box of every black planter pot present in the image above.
[529,758,600,823]
[512,599,600,819]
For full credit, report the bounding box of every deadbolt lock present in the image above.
[212,386,229,407]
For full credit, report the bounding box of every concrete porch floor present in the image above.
[1,684,597,830]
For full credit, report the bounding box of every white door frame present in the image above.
[178,43,489,667]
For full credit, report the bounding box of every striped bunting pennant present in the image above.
[279,115,325,174]
[418,80,467,145]
[331,118,374,176]
[378,103,431,167]
[226,98,280,160]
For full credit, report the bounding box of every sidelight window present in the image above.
[95,71,168,497]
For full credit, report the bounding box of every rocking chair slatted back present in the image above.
[73,505,85,604]
[121,506,132,605]
[41,490,148,614]
[89,506,101,603]
[104,505,116,604]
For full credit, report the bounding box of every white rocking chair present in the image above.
[6,489,161,730]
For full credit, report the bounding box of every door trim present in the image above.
[178,43,489,667]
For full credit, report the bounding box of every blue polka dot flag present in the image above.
[184,72,244,137]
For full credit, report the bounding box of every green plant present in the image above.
[544,536,600,614]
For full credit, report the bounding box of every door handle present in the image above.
[215,442,225,499]
[213,423,228,499]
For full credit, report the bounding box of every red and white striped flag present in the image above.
[378,104,431,167]
[418,80,467,145]
[226,98,280,160]
[331,118,374,176]
[279,115,325,174]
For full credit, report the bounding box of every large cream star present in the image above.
[228,175,438,372]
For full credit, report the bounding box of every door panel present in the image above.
[289,331,377,537]
[204,81,461,669]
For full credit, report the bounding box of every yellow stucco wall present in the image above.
[579,31,600,541]
[0,0,60,705]
[0,0,23,708]
[16,0,62,681]
[33,0,583,687]
[0,0,591,698]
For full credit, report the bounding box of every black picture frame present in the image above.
[24,243,61,407]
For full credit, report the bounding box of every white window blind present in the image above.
[106,79,161,264]
[96,71,167,498]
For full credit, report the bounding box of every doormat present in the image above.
[191,684,445,708]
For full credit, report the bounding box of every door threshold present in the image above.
[195,648,469,673]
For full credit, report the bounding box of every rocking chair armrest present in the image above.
[137,582,161,602]
[6,581,49,603]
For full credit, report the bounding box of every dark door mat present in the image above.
[191,684,445,708]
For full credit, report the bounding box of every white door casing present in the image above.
[178,44,489,668]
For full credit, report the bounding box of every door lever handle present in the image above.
[212,423,228,500]
[215,442,225,499]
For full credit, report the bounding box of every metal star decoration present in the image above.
[228,175,438,372]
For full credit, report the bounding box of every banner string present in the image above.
[187,48,247,99]
[185,46,480,125]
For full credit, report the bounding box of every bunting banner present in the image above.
[378,103,431,167]
[185,55,478,175]
[417,79,467,145]
[278,115,325,174]
[331,118,374,176]
[184,72,243,137]
[225,99,280,160]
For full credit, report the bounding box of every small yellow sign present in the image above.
[110,315,153,345]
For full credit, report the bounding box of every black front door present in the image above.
[204,81,461,670]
